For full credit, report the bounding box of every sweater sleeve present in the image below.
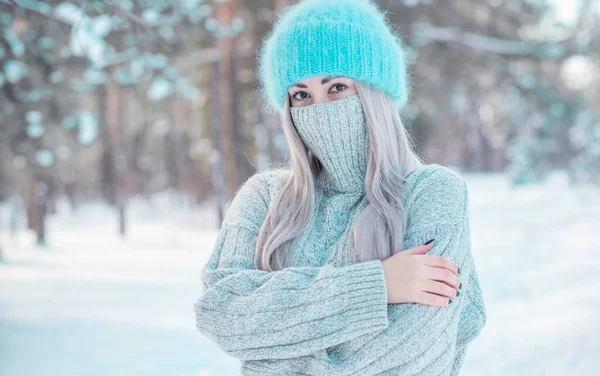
[193,171,390,361]
[239,166,487,376]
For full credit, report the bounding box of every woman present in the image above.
[194,0,486,375]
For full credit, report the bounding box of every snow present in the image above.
[54,3,111,67]
[26,110,43,124]
[142,9,162,25]
[77,110,98,145]
[1,171,599,375]
[54,3,85,25]
[84,69,107,85]
[11,0,53,15]
[148,76,174,101]
[34,149,53,167]
[4,30,25,57]
[26,123,44,138]
[458,171,600,376]
[3,60,28,83]
[92,15,113,38]
[561,55,597,91]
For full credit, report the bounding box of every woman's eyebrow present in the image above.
[291,75,344,88]
[321,75,343,84]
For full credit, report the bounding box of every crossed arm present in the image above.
[236,221,478,376]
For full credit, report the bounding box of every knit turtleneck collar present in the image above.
[290,94,368,195]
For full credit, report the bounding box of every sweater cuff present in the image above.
[342,259,389,331]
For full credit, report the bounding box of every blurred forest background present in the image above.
[1,1,600,375]
[0,0,599,246]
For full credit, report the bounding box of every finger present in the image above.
[422,279,457,299]
[416,291,450,307]
[426,265,460,289]
[405,243,433,255]
[421,255,459,275]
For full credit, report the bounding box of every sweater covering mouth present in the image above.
[290,94,368,195]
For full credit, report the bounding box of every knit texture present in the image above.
[257,0,410,115]
[290,94,368,194]
[194,164,487,375]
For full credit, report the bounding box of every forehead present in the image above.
[290,75,351,88]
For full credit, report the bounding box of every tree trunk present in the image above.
[97,84,116,205]
[210,57,227,226]
[107,81,128,237]
[217,0,240,199]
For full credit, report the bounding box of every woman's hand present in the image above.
[382,241,460,306]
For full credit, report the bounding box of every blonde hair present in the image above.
[255,81,424,271]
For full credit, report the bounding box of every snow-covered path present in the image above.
[1,172,599,375]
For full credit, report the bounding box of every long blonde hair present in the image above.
[255,81,424,271]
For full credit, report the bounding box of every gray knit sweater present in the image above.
[194,163,487,375]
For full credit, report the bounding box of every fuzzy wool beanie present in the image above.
[257,0,411,115]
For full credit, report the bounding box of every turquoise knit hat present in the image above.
[257,0,410,115]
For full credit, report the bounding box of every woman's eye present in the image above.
[330,83,346,93]
[293,91,309,101]
[291,84,346,101]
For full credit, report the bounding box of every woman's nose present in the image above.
[311,95,331,105]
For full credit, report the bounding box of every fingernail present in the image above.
[456,291,460,297]
[424,238,435,245]
[459,282,462,289]
[457,266,461,274]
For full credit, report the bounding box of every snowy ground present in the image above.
[0,172,599,376]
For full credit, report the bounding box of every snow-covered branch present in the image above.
[412,22,570,59]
